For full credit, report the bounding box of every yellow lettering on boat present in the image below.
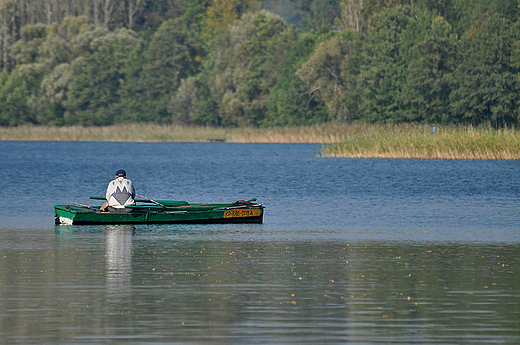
[224,208,262,218]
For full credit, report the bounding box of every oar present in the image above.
[68,202,97,211]
[136,194,165,207]
[89,196,186,206]
[90,196,150,203]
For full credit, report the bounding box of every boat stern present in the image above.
[54,205,86,225]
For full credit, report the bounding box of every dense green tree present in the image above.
[10,23,53,91]
[121,18,205,123]
[114,42,149,122]
[449,0,518,35]
[64,28,141,125]
[399,16,457,123]
[7,18,118,124]
[178,0,212,26]
[449,14,519,127]
[169,77,200,124]
[227,11,296,126]
[0,68,32,125]
[9,21,79,124]
[38,63,74,125]
[336,0,412,33]
[357,5,421,122]
[190,75,220,125]
[202,0,260,40]
[2,1,520,128]
[202,0,239,40]
[296,31,358,121]
[265,28,334,125]
[183,10,295,126]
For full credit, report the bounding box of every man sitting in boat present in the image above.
[100,169,136,212]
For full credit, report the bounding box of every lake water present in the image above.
[0,141,519,344]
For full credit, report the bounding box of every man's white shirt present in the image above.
[106,177,135,208]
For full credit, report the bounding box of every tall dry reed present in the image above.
[321,124,520,160]
[2,123,519,160]
[0,123,348,143]
[0,124,228,142]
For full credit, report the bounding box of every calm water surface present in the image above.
[0,141,519,344]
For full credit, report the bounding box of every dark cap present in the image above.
[115,169,126,177]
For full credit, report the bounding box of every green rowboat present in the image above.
[54,198,264,225]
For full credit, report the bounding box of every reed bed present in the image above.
[0,123,347,143]
[0,124,228,142]
[225,124,348,143]
[321,124,520,160]
[1,123,519,160]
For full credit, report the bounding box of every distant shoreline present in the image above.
[0,123,346,144]
[1,123,518,160]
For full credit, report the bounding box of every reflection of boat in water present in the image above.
[54,198,264,225]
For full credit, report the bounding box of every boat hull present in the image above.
[54,202,264,225]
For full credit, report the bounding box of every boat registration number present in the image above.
[224,208,262,218]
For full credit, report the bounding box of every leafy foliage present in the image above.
[1,0,520,128]
[449,14,519,127]
[171,11,298,126]
[265,28,335,125]
[0,68,32,126]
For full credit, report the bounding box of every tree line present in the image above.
[0,0,519,127]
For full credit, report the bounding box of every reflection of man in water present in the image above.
[105,225,134,299]
[100,169,136,212]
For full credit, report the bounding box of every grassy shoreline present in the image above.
[321,124,520,160]
[0,123,347,143]
[1,123,519,160]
